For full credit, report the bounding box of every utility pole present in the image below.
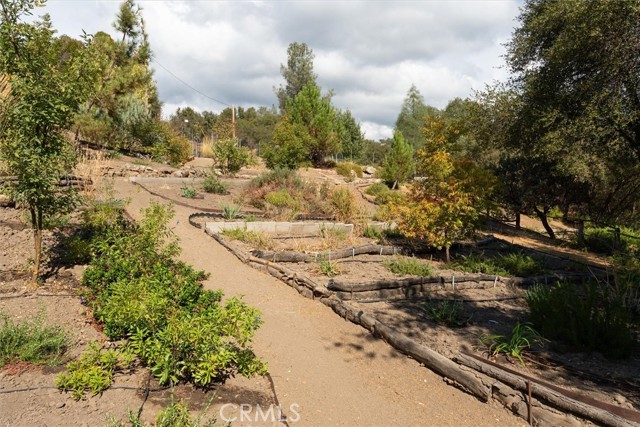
[232,105,236,141]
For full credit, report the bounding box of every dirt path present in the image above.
[115,178,524,427]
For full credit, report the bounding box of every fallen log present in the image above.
[455,352,640,427]
[251,243,401,263]
[329,274,502,293]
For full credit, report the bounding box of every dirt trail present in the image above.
[115,178,524,427]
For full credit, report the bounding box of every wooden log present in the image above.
[329,274,502,293]
[251,243,401,263]
[455,353,640,427]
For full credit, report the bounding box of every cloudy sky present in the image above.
[40,0,521,140]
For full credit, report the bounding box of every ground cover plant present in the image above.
[581,226,640,255]
[482,322,546,365]
[81,202,267,387]
[0,310,68,367]
[384,256,433,276]
[421,299,468,326]
[335,161,363,180]
[449,252,545,277]
[220,227,272,249]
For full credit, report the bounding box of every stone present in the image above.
[364,166,376,175]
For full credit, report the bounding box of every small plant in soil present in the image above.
[449,252,544,277]
[56,341,135,400]
[156,400,217,427]
[180,186,198,199]
[362,224,382,240]
[384,256,433,277]
[221,203,242,219]
[0,311,68,367]
[221,227,271,249]
[422,299,469,326]
[482,321,546,365]
[318,257,340,277]
[201,174,228,194]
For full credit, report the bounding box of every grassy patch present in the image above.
[364,182,389,197]
[422,299,468,326]
[221,227,271,249]
[335,162,363,180]
[449,252,545,277]
[582,226,640,255]
[0,311,68,367]
[384,256,433,276]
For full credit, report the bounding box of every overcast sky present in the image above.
[40,0,520,140]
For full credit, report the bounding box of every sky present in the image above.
[39,0,521,140]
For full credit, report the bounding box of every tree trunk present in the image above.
[515,211,521,230]
[445,245,451,263]
[533,206,555,239]
[30,207,42,283]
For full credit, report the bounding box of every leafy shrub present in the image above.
[156,401,216,427]
[526,282,636,358]
[335,162,363,180]
[330,187,356,222]
[582,227,640,255]
[365,182,390,198]
[0,311,68,367]
[384,256,433,276]
[422,299,468,326]
[374,189,406,206]
[201,173,227,194]
[482,322,545,365]
[265,189,300,218]
[261,119,309,170]
[210,138,251,175]
[56,342,135,400]
[181,186,197,199]
[82,203,267,386]
[150,121,192,166]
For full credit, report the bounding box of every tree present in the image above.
[381,131,414,189]
[209,138,251,175]
[336,109,365,161]
[261,118,310,169]
[395,84,439,151]
[501,0,640,227]
[0,0,95,281]
[275,42,317,111]
[285,82,339,167]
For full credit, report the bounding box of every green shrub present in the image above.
[250,167,304,190]
[365,182,390,197]
[265,189,300,219]
[56,342,135,400]
[335,162,363,180]
[82,203,267,386]
[582,227,640,255]
[150,121,192,166]
[201,174,227,194]
[362,224,382,240]
[482,322,546,365]
[210,138,251,175]
[374,189,406,206]
[422,299,468,326]
[0,311,68,367]
[384,256,433,276]
[181,186,197,199]
[526,282,636,358]
[318,258,340,277]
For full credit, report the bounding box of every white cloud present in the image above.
[40,0,520,139]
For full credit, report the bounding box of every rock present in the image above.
[364,166,376,175]
[614,393,626,405]
[173,170,185,178]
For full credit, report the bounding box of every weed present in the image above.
[362,224,382,240]
[422,299,469,326]
[384,256,433,276]
[104,410,144,427]
[56,342,135,400]
[201,174,227,194]
[0,311,68,367]
[449,252,545,277]
[221,227,271,249]
[181,186,198,199]
[318,257,340,277]
[482,322,546,365]
[364,182,389,198]
[157,400,217,427]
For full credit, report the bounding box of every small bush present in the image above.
[156,400,216,427]
[482,322,546,365]
[422,299,468,326]
[181,186,197,199]
[330,188,356,222]
[209,138,251,175]
[526,282,636,358]
[365,182,389,198]
[362,224,382,240]
[374,189,406,206]
[582,227,639,255]
[201,174,227,194]
[0,311,68,367]
[384,256,433,276]
[56,342,135,400]
[335,162,363,180]
[318,258,340,277]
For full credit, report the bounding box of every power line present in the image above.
[151,59,232,107]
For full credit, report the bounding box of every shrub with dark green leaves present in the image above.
[449,252,545,277]
[201,173,227,194]
[82,203,266,386]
